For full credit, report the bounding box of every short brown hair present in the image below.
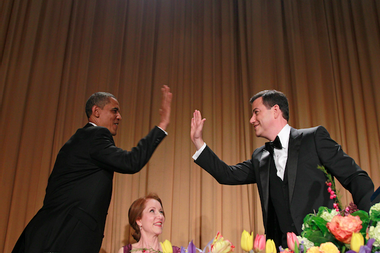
[128,193,165,241]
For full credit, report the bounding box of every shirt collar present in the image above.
[277,124,290,149]
[88,122,97,126]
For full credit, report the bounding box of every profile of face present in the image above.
[249,97,276,140]
[136,198,165,237]
[94,97,122,136]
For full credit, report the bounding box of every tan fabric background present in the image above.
[1,0,380,252]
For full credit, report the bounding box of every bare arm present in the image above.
[158,85,172,131]
[190,110,206,150]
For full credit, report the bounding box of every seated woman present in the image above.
[118,193,180,253]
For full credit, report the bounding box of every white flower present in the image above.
[368,224,380,247]
[320,209,339,222]
[370,203,380,216]
[297,236,314,250]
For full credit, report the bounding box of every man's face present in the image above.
[249,97,275,140]
[96,97,122,136]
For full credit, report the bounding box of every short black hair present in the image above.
[250,90,289,121]
[85,92,116,118]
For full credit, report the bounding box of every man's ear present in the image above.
[272,104,281,119]
[92,105,100,118]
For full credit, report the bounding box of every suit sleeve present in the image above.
[195,145,256,185]
[89,126,166,174]
[314,126,374,211]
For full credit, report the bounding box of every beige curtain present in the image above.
[1,0,380,252]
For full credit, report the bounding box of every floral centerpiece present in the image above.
[241,202,380,253]
[240,166,380,253]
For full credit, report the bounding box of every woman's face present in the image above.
[136,198,165,236]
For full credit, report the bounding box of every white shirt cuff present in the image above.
[157,126,168,135]
[192,142,207,160]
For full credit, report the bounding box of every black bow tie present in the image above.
[265,136,282,154]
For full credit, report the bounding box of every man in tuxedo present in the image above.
[12,85,172,253]
[190,89,374,248]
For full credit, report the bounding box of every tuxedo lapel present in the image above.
[286,128,303,203]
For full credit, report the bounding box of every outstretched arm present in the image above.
[158,85,172,131]
[191,110,206,150]
[191,110,255,185]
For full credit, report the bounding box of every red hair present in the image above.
[128,193,165,241]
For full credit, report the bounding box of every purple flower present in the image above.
[187,241,197,253]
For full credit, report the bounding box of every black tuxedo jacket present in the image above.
[12,123,166,253]
[195,126,373,240]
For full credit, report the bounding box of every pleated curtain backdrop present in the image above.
[1,0,380,252]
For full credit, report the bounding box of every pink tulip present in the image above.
[286,232,299,251]
[254,234,266,253]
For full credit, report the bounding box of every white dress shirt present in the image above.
[272,124,290,180]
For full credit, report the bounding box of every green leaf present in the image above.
[351,210,370,234]
[294,241,299,253]
[370,209,380,222]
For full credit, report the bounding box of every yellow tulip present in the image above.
[350,232,364,252]
[265,239,277,253]
[160,240,173,253]
[212,240,234,253]
[241,230,254,252]
[211,232,235,253]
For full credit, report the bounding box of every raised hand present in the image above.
[191,110,206,150]
[158,85,172,131]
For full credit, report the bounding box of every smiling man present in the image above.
[12,86,172,253]
[190,89,374,248]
